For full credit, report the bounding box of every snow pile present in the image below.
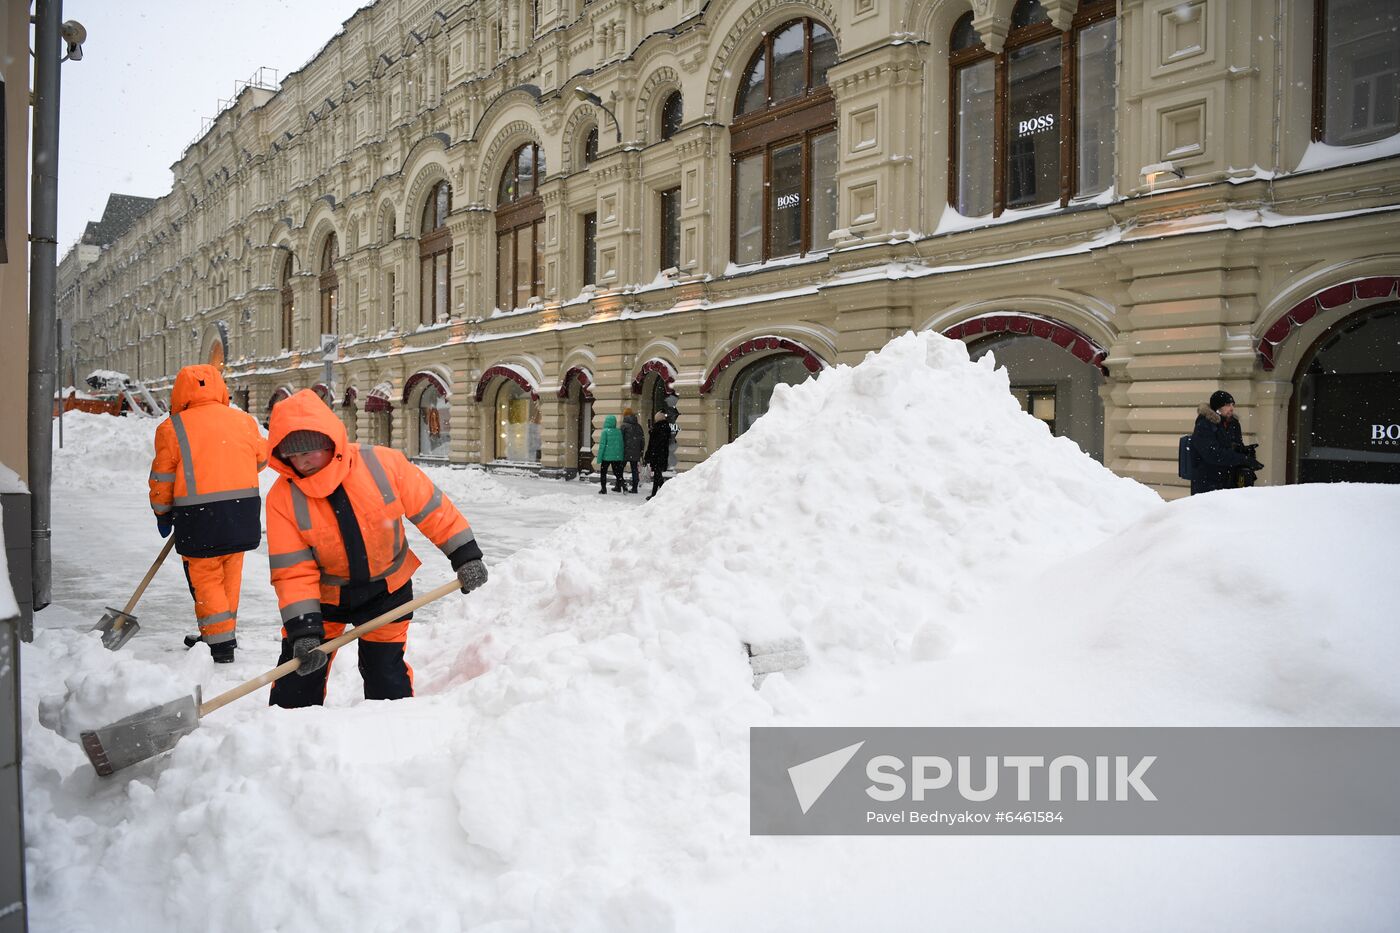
[21,331,1400,931]
[51,410,160,490]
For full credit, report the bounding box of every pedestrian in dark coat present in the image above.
[596,414,625,494]
[645,411,672,500]
[1190,390,1260,495]
[621,408,645,494]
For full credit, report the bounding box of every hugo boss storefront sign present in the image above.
[1298,373,1400,484]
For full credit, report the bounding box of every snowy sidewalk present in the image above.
[41,452,639,680]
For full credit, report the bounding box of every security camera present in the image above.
[61,19,86,61]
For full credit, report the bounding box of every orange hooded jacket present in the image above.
[149,365,267,557]
[265,389,479,638]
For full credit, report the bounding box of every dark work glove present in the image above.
[456,559,488,595]
[1246,457,1265,472]
[156,514,173,538]
[209,638,236,664]
[291,636,328,676]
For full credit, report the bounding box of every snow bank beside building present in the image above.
[51,410,161,490]
[22,332,1400,931]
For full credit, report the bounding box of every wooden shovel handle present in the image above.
[199,578,463,717]
[123,537,177,615]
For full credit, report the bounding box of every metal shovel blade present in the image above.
[79,687,202,777]
[93,607,141,651]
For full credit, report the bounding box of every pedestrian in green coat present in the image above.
[596,414,625,494]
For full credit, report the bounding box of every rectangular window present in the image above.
[386,271,395,330]
[320,287,337,335]
[421,258,434,325]
[1006,37,1062,209]
[514,226,532,308]
[660,186,681,271]
[533,220,545,297]
[1319,0,1400,145]
[582,212,597,287]
[1076,18,1116,196]
[281,297,294,350]
[733,154,764,265]
[955,58,996,216]
[809,129,838,252]
[497,233,513,310]
[1012,385,1058,435]
[768,142,804,259]
[435,251,450,320]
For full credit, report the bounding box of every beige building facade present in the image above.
[60,0,1400,497]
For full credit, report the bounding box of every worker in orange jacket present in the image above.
[264,389,487,707]
[149,364,267,662]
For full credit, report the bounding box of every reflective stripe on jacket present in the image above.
[150,364,268,557]
[265,389,478,623]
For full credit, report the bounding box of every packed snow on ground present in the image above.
[21,332,1400,932]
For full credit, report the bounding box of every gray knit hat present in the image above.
[276,430,334,457]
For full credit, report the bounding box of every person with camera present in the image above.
[1189,390,1264,495]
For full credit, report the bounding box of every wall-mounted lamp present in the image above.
[60,19,86,62]
[1140,160,1186,185]
[573,86,622,143]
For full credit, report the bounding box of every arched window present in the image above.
[496,143,545,310]
[583,124,599,165]
[417,380,451,460]
[1313,0,1399,146]
[319,234,339,337]
[659,90,683,140]
[495,380,542,462]
[279,252,295,351]
[950,0,1117,217]
[730,19,839,264]
[730,354,813,440]
[1292,301,1400,483]
[419,180,452,326]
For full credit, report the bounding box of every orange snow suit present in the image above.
[264,389,480,706]
[149,365,267,644]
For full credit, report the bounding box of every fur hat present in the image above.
[1208,390,1235,412]
[276,430,334,457]
[623,407,635,417]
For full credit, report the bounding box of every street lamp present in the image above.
[573,86,622,143]
[60,19,86,62]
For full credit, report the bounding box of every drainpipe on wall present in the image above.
[26,0,63,618]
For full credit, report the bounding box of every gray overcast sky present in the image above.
[57,0,368,251]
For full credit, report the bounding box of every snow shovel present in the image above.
[80,578,462,777]
[93,537,176,650]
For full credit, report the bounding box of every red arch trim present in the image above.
[943,314,1109,375]
[312,383,331,401]
[403,371,450,405]
[630,358,677,394]
[700,338,824,395]
[474,365,538,402]
[343,386,358,406]
[558,366,595,400]
[366,384,393,413]
[1255,276,1399,370]
[267,387,291,409]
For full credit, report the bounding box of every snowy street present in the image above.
[17,333,1400,932]
[40,422,636,677]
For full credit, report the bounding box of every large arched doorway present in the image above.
[494,380,541,462]
[730,354,813,441]
[944,314,1109,462]
[968,332,1106,462]
[366,384,394,448]
[560,368,595,474]
[1291,302,1400,484]
[405,373,451,461]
